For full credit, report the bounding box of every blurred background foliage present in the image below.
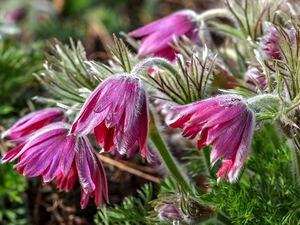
[0,0,222,224]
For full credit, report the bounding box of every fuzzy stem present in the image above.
[246,94,281,109]
[246,94,283,116]
[291,131,300,187]
[148,110,192,193]
[131,57,181,78]
[194,8,231,23]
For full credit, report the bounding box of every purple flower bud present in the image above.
[157,204,185,223]
[259,26,295,60]
[129,10,199,61]
[3,7,26,24]
[70,74,150,160]
[169,94,255,182]
[2,108,67,140]
[2,122,108,209]
[153,196,214,224]
[245,67,267,91]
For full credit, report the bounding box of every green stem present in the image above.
[194,8,231,23]
[131,57,181,78]
[148,111,192,193]
[291,132,300,187]
[246,94,281,112]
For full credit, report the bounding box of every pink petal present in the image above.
[1,142,26,162]
[75,137,96,193]
[137,100,149,159]
[2,108,65,139]
[56,165,78,191]
[94,121,116,152]
[217,159,234,182]
[60,135,76,176]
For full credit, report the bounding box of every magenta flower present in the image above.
[1,122,108,208]
[70,74,149,159]
[169,95,255,182]
[129,10,199,61]
[2,108,66,140]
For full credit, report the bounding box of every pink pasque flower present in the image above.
[70,74,149,159]
[2,108,66,140]
[169,95,255,182]
[129,10,199,61]
[1,122,108,208]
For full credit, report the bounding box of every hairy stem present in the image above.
[194,8,231,23]
[291,130,300,187]
[131,57,181,78]
[148,110,192,193]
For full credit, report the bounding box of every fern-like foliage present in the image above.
[197,123,300,225]
[95,184,153,225]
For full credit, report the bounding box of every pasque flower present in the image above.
[1,122,108,208]
[169,95,255,182]
[70,74,149,159]
[129,10,199,61]
[2,108,66,140]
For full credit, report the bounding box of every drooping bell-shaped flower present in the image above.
[129,10,199,61]
[169,94,255,182]
[70,74,149,159]
[2,108,66,140]
[1,122,108,208]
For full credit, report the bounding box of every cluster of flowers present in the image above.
[1,3,291,216]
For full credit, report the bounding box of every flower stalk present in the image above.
[194,8,231,23]
[290,124,300,187]
[131,57,181,78]
[148,110,193,193]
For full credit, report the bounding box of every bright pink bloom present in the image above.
[169,95,255,182]
[129,10,199,61]
[2,122,108,208]
[70,74,149,159]
[2,108,66,139]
